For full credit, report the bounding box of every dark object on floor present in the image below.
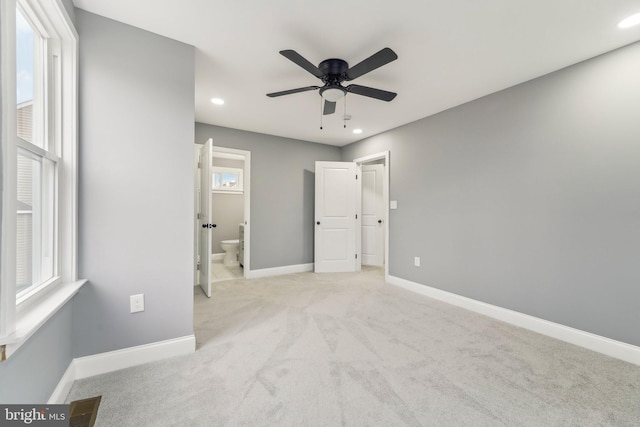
[69,396,101,427]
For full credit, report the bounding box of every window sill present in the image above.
[212,190,244,195]
[0,279,87,360]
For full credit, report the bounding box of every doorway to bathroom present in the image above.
[210,147,249,283]
[195,141,251,297]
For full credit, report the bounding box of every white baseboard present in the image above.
[212,253,225,261]
[49,334,196,403]
[48,361,76,404]
[74,335,196,380]
[246,263,314,279]
[387,275,640,366]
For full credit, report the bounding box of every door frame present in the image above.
[211,145,251,279]
[353,151,390,279]
[194,142,251,287]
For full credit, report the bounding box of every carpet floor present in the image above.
[66,267,640,426]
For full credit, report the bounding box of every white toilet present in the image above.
[220,239,239,266]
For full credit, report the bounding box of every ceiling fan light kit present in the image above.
[267,47,398,129]
[320,87,346,102]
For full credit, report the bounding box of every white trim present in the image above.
[0,280,87,356]
[387,275,640,366]
[353,151,390,280]
[73,335,196,380]
[47,335,196,403]
[1,0,19,338]
[246,263,314,279]
[48,360,76,404]
[211,253,225,261]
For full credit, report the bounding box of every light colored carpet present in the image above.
[67,267,640,426]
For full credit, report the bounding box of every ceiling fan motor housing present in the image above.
[318,59,349,100]
[318,58,349,82]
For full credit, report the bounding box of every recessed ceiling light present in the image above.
[210,98,225,105]
[618,12,640,29]
[353,129,363,134]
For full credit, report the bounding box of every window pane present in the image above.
[221,173,237,189]
[212,168,243,192]
[16,152,55,295]
[16,153,38,292]
[16,8,40,147]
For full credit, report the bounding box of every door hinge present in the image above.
[355,254,358,259]
[197,213,200,220]
[355,214,358,219]
[196,263,200,271]
[197,161,201,169]
[355,174,358,180]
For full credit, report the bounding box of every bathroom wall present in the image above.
[211,158,244,254]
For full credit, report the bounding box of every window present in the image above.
[15,5,58,300]
[212,167,243,193]
[1,0,78,349]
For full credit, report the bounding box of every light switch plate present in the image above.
[130,294,144,313]
[390,200,398,209]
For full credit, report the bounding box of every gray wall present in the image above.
[73,10,195,356]
[195,124,341,270]
[0,304,73,403]
[211,158,244,254]
[342,42,640,347]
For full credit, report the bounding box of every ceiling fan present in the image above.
[266,48,398,115]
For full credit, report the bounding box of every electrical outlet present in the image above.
[130,294,145,313]
[414,257,421,267]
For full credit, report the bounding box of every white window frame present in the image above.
[212,166,244,194]
[1,0,82,359]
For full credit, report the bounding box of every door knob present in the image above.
[316,221,320,225]
[202,223,217,228]
[378,219,382,224]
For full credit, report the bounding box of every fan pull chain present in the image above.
[320,98,323,130]
[343,96,347,128]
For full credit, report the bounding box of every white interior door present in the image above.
[314,161,360,272]
[361,164,384,266]
[199,139,213,296]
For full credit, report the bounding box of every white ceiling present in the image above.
[72,1,640,147]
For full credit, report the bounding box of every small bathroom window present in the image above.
[212,167,243,193]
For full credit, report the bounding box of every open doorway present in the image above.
[210,149,248,282]
[195,141,251,297]
[354,151,389,278]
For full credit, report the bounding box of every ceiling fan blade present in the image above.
[346,84,397,101]
[345,48,398,81]
[266,86,320,97]
[323,100,336,115]
[279,50,324,78]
